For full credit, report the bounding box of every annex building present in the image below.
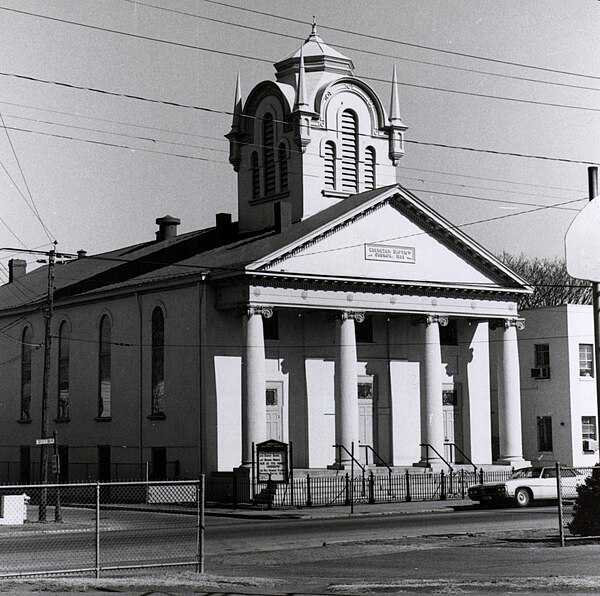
[0,26,533,483]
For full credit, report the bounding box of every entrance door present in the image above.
[442,384,463,463]
[358,376,374,464]
[266,382,283,441]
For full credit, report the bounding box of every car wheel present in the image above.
[515,488,531,508]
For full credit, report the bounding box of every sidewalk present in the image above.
[205,497,475,520]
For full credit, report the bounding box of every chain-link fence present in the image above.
[557,465,598,545]
[0,479,204,578]
[206,468,514,508]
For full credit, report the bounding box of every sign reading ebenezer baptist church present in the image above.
[256,440,289,483]
[364,243,416,264]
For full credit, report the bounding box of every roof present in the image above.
[0,184,532,314]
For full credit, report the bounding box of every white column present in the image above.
[334,310,364,466]
[241,305,272,465]
[497,318,526,465]
[420,314,447,465]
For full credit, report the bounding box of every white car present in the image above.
[468,466,588,507]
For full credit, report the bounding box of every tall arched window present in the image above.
[341,110,358,193]
[151,307,165,417]
[20,326,33,421]
[98,316,111,418]
[324,141,336,190]
[278,143,288,192]
[57,322,70,420]
[251,152,260,200]
[364,146,376,190]
[262,113,276,196]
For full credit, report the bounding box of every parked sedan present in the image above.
[468,466,588,507]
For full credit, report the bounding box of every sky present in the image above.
[0,0,598,280]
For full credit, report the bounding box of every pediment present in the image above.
[248,187,530,294]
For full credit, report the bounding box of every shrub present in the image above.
[568,466,600,537]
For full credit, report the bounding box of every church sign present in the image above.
[256,440,289,483]
[364,243,416,264]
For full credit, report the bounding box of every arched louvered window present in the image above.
[57,321,70,420]
[151,307,165,417]
[98,316,111,418]
[20,326,33,421]
[341,110,359,193]
[278,143,288,192]
[364,146,376,190]
[263,113,276,196]
[324,141,336,190]
[251,152,260,199]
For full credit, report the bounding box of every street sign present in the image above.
[35,438,55,445]
[565,197,600,281]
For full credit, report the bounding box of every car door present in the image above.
[539,467,558,498]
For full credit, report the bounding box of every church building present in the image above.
[0,25,532,483]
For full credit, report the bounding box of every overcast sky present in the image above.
[0,0,598,279]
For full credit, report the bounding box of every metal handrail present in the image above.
[361,445,392,474]
[444,442,477,473]
[332,444,365,474]
[419,443,453,472]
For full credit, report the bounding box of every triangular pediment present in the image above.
[247,187,530,294]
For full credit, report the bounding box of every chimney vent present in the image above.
[77,250,87,259]
[8,259,27,283]
[274,201,292,234]
[155,215,180,242]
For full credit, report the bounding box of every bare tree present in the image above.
[499,252,592,310]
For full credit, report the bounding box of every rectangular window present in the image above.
[19,445,31,484]
[579,344,594,378]
[582,416,597,452]
[534,344,550,367]
[97,445,111,482]
[151,447,167,481]
[537,416,553,452]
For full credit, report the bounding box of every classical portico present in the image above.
[213,25,532,474]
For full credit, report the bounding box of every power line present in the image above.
[120,0,600,94]
[201,0,600,82]
[0,7,598,116]
[0,113,55,243]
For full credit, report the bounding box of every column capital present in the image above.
[411,314,449,327]
[504,317,525,331]
[245,304,274,319]
[340,310,365,323]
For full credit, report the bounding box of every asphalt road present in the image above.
[4,504,600,594]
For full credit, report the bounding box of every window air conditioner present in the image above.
[583,439,599,452]
[531,367,550,379]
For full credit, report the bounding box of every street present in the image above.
[6,502,600,593]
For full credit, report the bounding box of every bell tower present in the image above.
[226,23,408,233]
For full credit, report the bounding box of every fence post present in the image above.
[368,471,375,504]
[306,474,312,507]
[556,462,565,547]
[345,473,350,506]
[479,467,484,485]
[440,470,446,501]
[267,474,273,510]
[197,476,205,573]
[405,470,412,502]
[461,468,465,499]
[95,482,100,579]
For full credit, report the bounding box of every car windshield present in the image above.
[510,468,542,479]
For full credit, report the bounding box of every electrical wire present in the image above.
[120,0,600,94]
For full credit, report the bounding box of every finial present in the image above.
[389,64,401,123]
[294,45,308,110]
[309,16,318,39]
[232,71,242,130]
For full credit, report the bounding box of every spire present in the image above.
[231,71,243,132]
[294,46,308,110]
[389,64,401,123]
[308,15,320,41]
[387,64,408,166]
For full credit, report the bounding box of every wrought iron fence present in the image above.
[206,468,514,508]
[0,479,204,578]
[557,465,598,545]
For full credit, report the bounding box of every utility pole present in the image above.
[589,167,600,465]
[38,241,57,522]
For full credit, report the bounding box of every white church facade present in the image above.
[0,26,532,483]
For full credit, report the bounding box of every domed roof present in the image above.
[274,23,354,80]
